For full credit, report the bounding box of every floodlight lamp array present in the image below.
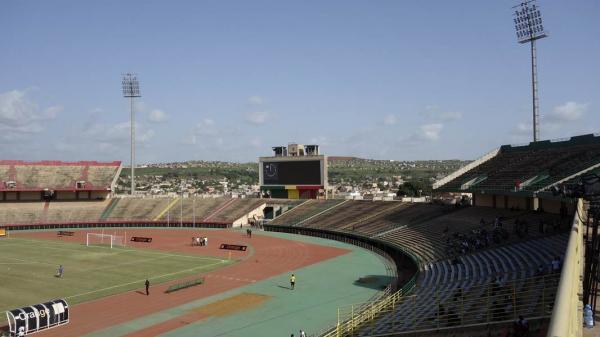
[513,1,547,43]
[122,73,141,97]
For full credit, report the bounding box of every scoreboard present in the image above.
[262,160,322,185]
[259,155,327,199]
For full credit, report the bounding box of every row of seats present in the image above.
[357,233,567,335]
[269,199,346,225]
[0,162,120,190]
[299,201,405,231]
[438,136,600,193]
[0,197,267,224]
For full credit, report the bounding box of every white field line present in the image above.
[0,255,55,266]
[3,237,224,262]
[65,260,227,300]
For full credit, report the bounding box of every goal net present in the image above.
[86,233,124,248]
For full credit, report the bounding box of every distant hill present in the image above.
[327,156,356,161]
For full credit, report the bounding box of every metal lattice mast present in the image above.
[122,73,141,195]
[513,0,547,142]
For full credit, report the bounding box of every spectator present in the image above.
[553,220,560,233]
[551,256,561,273]
[514,315,529,337]
[299,330,306,337]
[535,264,546,276]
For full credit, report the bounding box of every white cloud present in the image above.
[148,109,168,123]
[399,123,444,146]
[44,105,63,119]
[248,96,264,105]
[194,118,218,136]
[513,122,532,135]
[439,111,462,122]
[85,121,155,144]
[423,105,462,122]
[548,101,588,122]
[420,123,443,141]
[245,111,269,125]
[383,114,397,126]
[250,137,262,148]
[0,90,58,134]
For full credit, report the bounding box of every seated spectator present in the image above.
[551,256,561,273]
[535,264,546,276]
[513,315,529,337]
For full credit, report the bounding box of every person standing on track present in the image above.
[145,279,150,295]
[290,274,296,290]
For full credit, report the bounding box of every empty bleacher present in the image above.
[270,199,346,225]
[0,203,45,224]
[0,161,120,194]
[45,201,108,223]
[106,198,174,221]
[15,165,83,189]
[300,200,403,232]
[86,165,120,188]
[436,134,600,193]
[380,206,562,265]
[356,233,567,335]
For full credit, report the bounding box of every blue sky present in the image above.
[0,0,598,163]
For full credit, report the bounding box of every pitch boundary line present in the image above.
[65,260,227,300]
[3,237,225,262]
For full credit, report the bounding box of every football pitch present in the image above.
[0,236,232,318]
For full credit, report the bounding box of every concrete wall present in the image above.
[232,203,267,227]
[540,198,562,214]
[506,196,528,210]
[20,191,41,201]
[4,192,17,201]
[473,193,494,208]
[91,191,110,200]
[56,191,77,200]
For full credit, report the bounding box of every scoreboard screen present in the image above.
[262,160,322,185]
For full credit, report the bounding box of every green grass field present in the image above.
[0,237,233,318]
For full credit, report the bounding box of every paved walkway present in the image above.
[88,231,391,337]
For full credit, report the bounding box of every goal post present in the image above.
[86,233,124,249]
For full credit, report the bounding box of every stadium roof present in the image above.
[434,134,600,196]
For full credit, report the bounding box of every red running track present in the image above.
[13,229,348,337]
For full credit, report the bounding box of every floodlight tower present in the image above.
[122,73,141,195]
[512,0,548,142]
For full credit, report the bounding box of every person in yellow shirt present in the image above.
[290,274,296,290]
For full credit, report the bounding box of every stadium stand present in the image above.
[45,201,108,223]
[106,198,174,221]
[299,201,403,231]
[0,160,121,201]
[356,234,567,335]
[269,199,346,225]
[435,134,600,194]
[0,202,45,224]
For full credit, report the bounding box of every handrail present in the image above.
[547,198,584,337]
[331,273,559,336]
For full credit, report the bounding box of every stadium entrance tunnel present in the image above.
[263,225,419,294]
